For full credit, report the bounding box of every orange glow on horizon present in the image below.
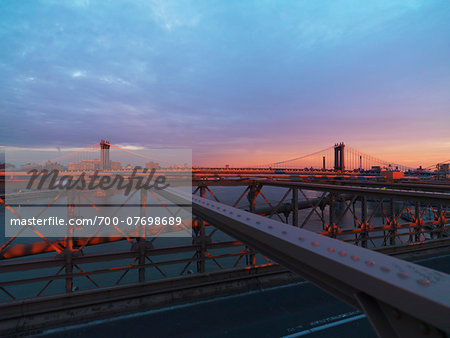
[193,142,449,169]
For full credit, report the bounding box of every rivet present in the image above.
[339,251,346,257]
[351,256,360,261]
[268,225,273,229]
[365,260,375,266]
[256,221,261,224]
[282,231,287,235]
[298,237,305,241]
[381,266,391,272]
[398,272,409,279]
[418,279,430,286]
[246,217,250,221]
[237,215,241,217]
[328,248,335,252]
[312,241,319,246]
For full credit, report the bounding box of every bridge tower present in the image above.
[334,142,345,171]
[100,139,111,170]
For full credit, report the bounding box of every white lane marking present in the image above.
[41,281,309,335]
[281,314,367,337]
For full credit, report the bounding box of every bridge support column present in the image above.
[415,201,422,242]
[246,184,258,266]
[292,188,298,227]
[334,143,345,171]
[64,251,73,293]
[100,140,111,170]
[328,193,336,237]
[65,193,75,293]
[389,199,397,246]
[194,186,207,273]
[361,196,368,248]
[138,189,147,282]
[438,204,446,239]
[130,189,154,282]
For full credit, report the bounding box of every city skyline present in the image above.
[0,0,449,167]
[1,140,447,170]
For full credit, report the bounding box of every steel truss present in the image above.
[0,178,449,336]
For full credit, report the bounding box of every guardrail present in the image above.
[186,192,450,337]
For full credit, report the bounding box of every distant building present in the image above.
[42,160,66,171]
[68,159,121,171]
[437,163,449,180]
[21,163,42,171]
[68,159,101,171]
[145,161,160,170]
[370,166,381,173]
[111,161,121,170]
[22,161,65,171]
[381,170,404,180]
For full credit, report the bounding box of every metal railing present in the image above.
[188,192,450,337]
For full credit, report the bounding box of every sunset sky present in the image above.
[1,0,449,168]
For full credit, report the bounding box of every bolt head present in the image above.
[398,272,409,279]
[418,279,430,286]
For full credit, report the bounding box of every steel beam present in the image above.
[184,192,450,336]
[264,180,450,203]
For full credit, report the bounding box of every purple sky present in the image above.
[0,0,449,167]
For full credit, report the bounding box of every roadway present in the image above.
[40,253,450,338]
